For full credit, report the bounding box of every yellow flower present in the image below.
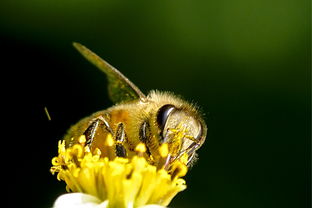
[51,135,188,208]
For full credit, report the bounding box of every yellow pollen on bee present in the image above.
[78,135,86,144]
[135,142,146,153]
[159,143,169,158]
[179,153,189,165]
[105,133,114,146]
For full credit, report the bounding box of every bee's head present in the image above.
[144,91,207,165]
[155,104,207,166]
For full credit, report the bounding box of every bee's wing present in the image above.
[73,42,146,103]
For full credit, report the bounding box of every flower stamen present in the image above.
[51,134,187,208]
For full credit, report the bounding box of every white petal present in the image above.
[138,205,166,208]
[53,193,108,208]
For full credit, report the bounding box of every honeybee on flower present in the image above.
[51,43,208,208]
[64,43,207,171]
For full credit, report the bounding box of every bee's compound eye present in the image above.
[156,104,176,130]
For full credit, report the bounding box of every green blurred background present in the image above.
[1,0,310,207]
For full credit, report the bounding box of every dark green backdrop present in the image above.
[1,1,310,208]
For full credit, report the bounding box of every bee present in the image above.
[65,43,207,169]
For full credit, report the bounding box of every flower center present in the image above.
[51,134,188,208]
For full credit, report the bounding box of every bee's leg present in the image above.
[83,119,100,146]
[83,116,113,146]
[115,123,127,157]
[139,121,152,156]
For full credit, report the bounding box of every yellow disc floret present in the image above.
[50,134,187,208]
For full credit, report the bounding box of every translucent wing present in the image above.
[73,42,146,103]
